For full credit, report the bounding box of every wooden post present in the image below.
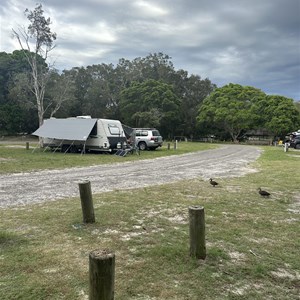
[189,206,206,259]
[174,140,177,150]
[89,249,115,300]
[78,180,95,223]
[284,143,288,152]
[26,142,29,150]
[167,143,170,150]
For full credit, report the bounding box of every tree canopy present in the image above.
[197,83,300,141]
[1,51,299,140]
[119,79,180,137]
[0,51,216,137]
[253,95,300,136]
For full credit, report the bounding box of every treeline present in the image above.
[0,50,299,139]
[0,51,216,138]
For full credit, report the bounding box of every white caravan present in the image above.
[32,116,127,153]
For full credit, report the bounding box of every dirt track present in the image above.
[0,144,262,208]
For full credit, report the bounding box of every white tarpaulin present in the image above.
[32,118,98,141]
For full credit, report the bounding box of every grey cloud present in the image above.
[0,0,299,99]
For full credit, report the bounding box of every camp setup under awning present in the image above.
[122,124,134,139]
[32,118,98,141]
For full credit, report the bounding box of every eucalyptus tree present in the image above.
[115,53,175,87]
[119,79,180,137]
[65,67,93,116]
[133,52,175,81]
[116,53,216,138]
[12,3,57,129]
[45,70,76,118]
[172,70,216,138]
[0,50,38,134]
[0,50,32,104]
[0,52,14,104]
[83,64,122,118]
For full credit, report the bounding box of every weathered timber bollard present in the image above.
[174,140,178,150]
[189,206,206,259]
[167,142,170,150]
[89,249,115,300]
[78,180,95,223]
[284,142,288,152]
[26,142,29,150]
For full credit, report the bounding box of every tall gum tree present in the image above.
[119,79,180,137]
[12,3,56,135]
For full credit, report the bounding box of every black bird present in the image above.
[258,188,270,197]
[210,178,218,187]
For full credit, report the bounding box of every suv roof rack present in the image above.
[134,128,156,130]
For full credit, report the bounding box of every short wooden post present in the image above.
[284,143,288,152]
[89,249,115,300]
[189,206,206,259]
[167,143,170,150]
[174,140,177,150]
[78,180,95,223]
[26,142,29,150]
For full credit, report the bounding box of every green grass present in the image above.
[0,145,300,299]
[0,140,216,174]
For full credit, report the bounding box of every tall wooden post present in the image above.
[78,180,95,223]
[89,249,115,300]
[189,206,206,259]
[167,143,170,150]
[26,142,29,150]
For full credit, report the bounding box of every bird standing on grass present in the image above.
[210,178,218,187]
[258,188,270,197]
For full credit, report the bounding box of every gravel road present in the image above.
[0,144,262,208]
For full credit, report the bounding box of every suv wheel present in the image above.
[295,143,300,149]
[138,142,147,151]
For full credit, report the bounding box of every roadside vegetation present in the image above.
[0,143,299,299]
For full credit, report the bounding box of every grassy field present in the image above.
[0,143,299,299]
[0,139,216,174]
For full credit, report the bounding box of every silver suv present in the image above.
[133,128,163,150]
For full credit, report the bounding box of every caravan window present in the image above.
[108,124,120,135]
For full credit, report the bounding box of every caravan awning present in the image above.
[32,118,98,141]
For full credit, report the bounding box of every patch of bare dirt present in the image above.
[0,157,15,162]
[271,268,300,280]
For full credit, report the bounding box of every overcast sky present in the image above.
[1,0,300,100]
